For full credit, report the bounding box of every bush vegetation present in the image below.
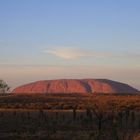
[0,93,139,139]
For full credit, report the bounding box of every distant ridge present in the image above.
[12,79,139,94]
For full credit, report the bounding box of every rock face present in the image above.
[12,79,139,94]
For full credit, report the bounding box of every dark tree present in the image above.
[0,80,10,93]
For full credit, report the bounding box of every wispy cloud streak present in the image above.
[43,46,111,59]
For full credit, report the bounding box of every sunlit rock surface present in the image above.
[12,79,139,94]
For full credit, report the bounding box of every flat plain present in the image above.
[0,93,139,140]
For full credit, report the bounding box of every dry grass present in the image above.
[0,93,139,111]
[0,93,139,139]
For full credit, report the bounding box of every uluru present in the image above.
[12,79,139,94]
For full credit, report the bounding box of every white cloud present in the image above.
[43,46,110,59]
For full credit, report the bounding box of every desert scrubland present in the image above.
[0,93,139,140]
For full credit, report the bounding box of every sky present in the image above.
[0,0,140,90]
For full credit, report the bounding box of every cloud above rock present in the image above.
[43,46,111,59]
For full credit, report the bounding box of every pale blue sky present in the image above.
[0,0,140,89]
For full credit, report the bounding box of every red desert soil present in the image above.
[12,79,139,94]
